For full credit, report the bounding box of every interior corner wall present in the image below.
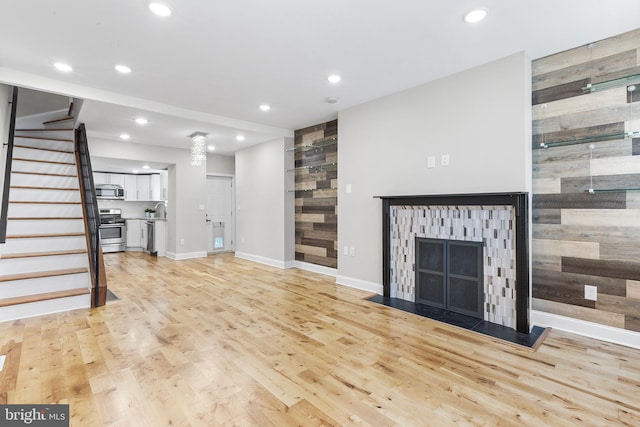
[337,52,531,292]
[88,138,207,257]
[235,137,294,268]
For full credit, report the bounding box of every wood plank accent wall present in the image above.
[531,28,640,333]
[293,120,338,268]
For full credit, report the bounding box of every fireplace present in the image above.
[378,192,530,333]
[415,237,484,319]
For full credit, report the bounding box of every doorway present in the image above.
[206,175,235,253]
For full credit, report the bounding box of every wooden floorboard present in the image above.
[1,252,640,426]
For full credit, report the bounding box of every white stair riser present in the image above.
[0,272,91,299]
[9,189,81,203]
[13,147,75,162]
[13,137,74,153]
[11,160,77,176]
[1,236,87,254]
[0,293,91,323]
[6,219,85,235]
[8,203,83,217]
[0,253,89,275]
[10,173,79,189]
[15,130,74,140]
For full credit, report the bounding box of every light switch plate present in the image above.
[427,156,436,168]
[585,285,597,301]
[441,154,450,166]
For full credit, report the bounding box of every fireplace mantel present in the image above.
[376,192,530,333]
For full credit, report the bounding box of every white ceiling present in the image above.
[1,1,639,157]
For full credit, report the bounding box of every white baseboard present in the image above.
[234,252,288,269]
[532,310,640,350]
[292,261,338,277]
[166,251,207,261]
[336,275,383,295]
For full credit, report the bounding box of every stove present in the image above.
[99,208,127,252]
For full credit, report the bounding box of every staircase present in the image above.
[0,114,92,322]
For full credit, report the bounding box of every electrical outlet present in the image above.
[584,285,597,301]
[180,239,185,245]
[343,246,349,255]
[441,154,450,166]
[349,247,355,257]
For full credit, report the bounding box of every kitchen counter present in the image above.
[124,217,167,221]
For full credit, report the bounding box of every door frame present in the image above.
[206,173,235,253]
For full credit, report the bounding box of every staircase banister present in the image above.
[0,86,18,244]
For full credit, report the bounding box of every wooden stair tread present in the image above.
[13,157,75,165]
[16,128,74,132]
[0,287,89,308]
[12,171,77,178]
[9,201,82,205]
[14,144,74,154]
[1,249,87,259]
[14,135,74,143]
[0,267,88,282]
[6,232,85,239]
[10,185,79,191]
[8,216,83,221]
[43,116,74,125]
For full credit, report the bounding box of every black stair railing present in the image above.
[75,123,102,307]
[0,86,18,244]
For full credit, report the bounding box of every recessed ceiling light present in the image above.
[235,135,245,142]
[464,8,487,23]
[53,62,73,72]
[115,64,132,74]
[135,117,148,125]
[207,145,215,151]
[149,2,172,17]
[142,165,150,169]
[259,104,271,111]
[328,75,341,83]
[120,133,131,140]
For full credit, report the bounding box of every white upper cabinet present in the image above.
[94,172,163,201]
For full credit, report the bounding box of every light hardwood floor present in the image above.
[1,252,640,426]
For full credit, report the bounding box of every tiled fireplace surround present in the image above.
[379,193,530,333]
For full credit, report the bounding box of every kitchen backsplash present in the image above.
[97,199,157,219]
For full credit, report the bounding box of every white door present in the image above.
[206,176,235,253]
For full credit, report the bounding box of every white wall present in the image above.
[89,138,208,258]
[337,52,532,292]
[235,137,294,268]
[207,153,235,175]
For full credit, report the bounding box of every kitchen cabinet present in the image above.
[109,173,126,187]
[137,175,151,201]
[160,170,168,201]
[125,219,148,248]
[155,220,166,256]
[124,175,137,201]
[93,172,109,186]
[126,219,141,248]
[95,172,163,201]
